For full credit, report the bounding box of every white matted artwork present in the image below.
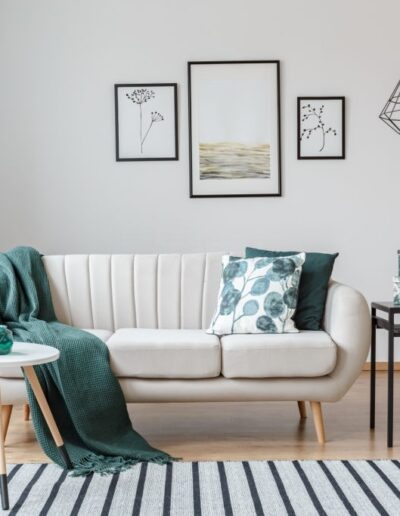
[115,83,178,161]
[188,61,281,197]
[297,97,345,159]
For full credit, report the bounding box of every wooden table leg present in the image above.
[2,405,13,443]
[23,366,73,469]
[0,404,9,510]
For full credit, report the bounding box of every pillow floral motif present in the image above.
[207,253,306,335]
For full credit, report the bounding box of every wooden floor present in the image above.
[3,371,400,464]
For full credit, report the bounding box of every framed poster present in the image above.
[297,97,345,159]
[114,83,178,161]
[188,61,281,197]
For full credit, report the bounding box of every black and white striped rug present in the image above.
[2,460,400,515]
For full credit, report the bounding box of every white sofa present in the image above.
[0,253,370,443]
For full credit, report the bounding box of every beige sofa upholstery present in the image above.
[221,331,336,378]
[0,253,370,442]
[107,329,220,379]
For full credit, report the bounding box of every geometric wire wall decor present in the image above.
[379,80,400,135]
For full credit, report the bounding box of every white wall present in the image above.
[0,0,399,359]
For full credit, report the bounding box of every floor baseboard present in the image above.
[363,361,400,371]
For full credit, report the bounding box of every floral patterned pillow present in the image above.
[207,253,306,335]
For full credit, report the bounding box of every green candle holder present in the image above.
[394,277,400,306]
[0,325,13,355]
[398,250,400,277]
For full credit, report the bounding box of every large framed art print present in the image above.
[188,61,282,198]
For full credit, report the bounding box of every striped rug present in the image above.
[2,460,400,515]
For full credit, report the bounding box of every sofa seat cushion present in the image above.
[107,329,221,379]
[221,331,336,378]
[0,328,113,379]
[83,329,114,342]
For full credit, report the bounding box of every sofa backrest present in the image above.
[43,254,224,331]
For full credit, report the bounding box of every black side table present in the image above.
[370,302,400,447]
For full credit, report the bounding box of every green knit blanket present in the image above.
[0,247,172,475]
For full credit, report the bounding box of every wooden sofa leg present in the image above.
[23,404,30,421]
[310,402,326,444]
[1,406,13,442]
[297,401,307,419]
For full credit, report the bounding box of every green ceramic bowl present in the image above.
[0,325,13,355]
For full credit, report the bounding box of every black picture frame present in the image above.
[297,96,345,160]
[188,61,282,198]
[115,83,179,162]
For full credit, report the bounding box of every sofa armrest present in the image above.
[322,280,370,400]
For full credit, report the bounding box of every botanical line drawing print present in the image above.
[300,103,337,151]
[126,88,164,153]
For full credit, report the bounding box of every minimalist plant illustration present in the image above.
[126,88,164,153]
[300,104,337,151]
[210,255,304,334]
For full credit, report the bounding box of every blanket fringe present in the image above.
[70,452,176,476]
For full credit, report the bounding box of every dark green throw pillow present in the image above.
[245,247,338,330]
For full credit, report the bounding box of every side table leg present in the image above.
[388,317,394,447]
[23,366,73,469]
[0,404,9,510]
[370,309,376,429]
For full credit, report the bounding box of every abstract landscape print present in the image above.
[199,142,270,180]
[189,61,281,197]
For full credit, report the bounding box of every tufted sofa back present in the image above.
[43,254,224,331]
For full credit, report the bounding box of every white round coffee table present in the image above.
[0,342,72,510]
